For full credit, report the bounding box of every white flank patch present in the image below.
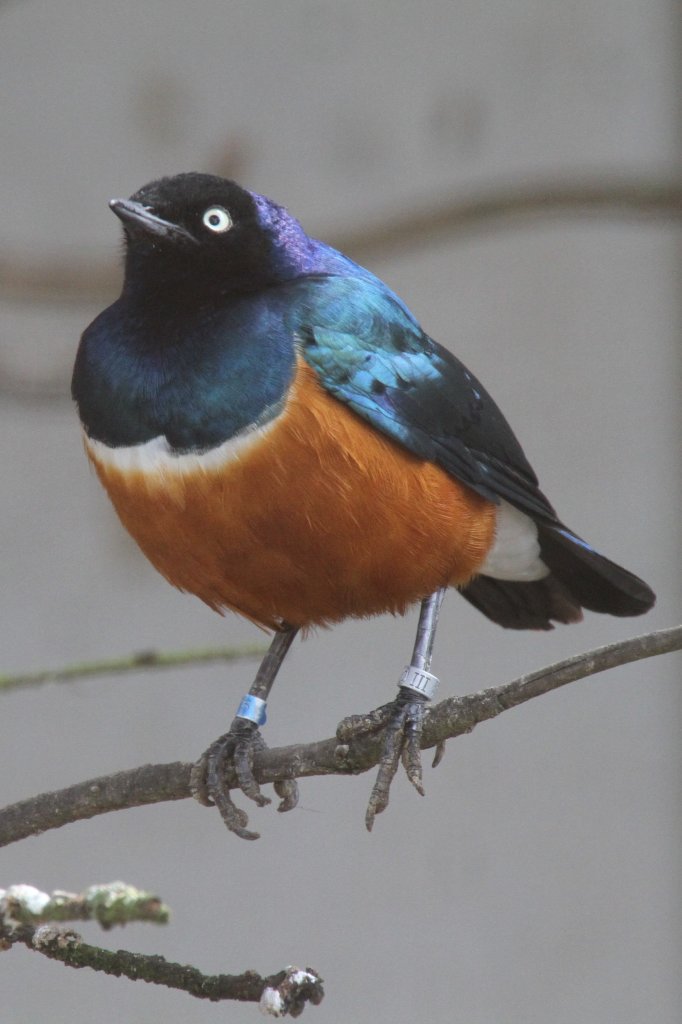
[480,500,548,581]
[84,414,282,476]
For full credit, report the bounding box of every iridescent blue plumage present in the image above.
[74,289,297,450]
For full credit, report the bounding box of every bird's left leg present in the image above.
[337,587,447,831]
[190,624,299,840]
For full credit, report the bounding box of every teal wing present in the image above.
[292,273,554,520]
[288,272,654,620]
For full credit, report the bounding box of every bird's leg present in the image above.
[190,624,299,840]
[337,587,447,831]
[365,587,446,830]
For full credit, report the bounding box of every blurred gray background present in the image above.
[1,2,680,1021]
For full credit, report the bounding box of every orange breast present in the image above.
[86,360,496,629]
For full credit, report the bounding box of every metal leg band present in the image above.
[399,665,440,700]
[236,694,267,725]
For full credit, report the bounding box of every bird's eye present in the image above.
[202,206,232,233]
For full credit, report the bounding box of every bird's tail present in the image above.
[460,524,655,630]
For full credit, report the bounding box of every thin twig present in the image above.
[0,882,168,929]
[0,883,323,1012]
[1,626,678,848]
[2,177,681,307]
[3,174,681,409]
[2,920,323,1013]
[0,644,265,694]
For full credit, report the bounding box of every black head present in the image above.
[111,173,313,299]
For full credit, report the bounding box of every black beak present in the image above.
[109,199,198,245]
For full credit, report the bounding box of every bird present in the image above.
[72,172,655,839]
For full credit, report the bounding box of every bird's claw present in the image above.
[190,719,298,840]
[339,688,439,831]
[336,701,397,741]
[365,689,428,830]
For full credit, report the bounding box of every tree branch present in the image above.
[1,625,679,849]
[1,913,323,1014]
[337,177,682,261]
[2,176,681,307]
[0,882,169,929]
[0,643,265,694]
[3,174,681,411]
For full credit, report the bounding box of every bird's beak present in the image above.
[109,199,198,245]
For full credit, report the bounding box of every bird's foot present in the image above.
[337,686,446,832]
[190,718,298,840]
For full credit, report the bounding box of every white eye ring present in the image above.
[202,206,232,233]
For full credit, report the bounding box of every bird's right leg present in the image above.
[190,625,299,840]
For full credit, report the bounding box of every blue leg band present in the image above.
[236,694,267,725]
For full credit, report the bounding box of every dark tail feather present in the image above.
[537,525,656,617]
[460,525,655,630]
[459,574,582,630]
